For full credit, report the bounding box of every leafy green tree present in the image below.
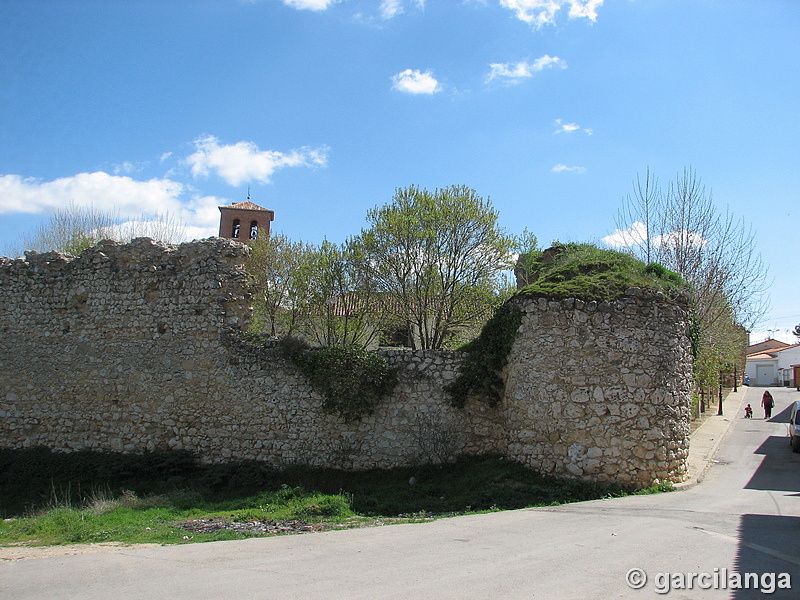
[512,227,540,288]
[359,185,514,350]
[246,232,316,337]
[300,238,385,348]
[247,235,383,347]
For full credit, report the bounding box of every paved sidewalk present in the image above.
[677,385,749,489]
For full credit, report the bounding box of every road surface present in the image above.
[2,386,799,599]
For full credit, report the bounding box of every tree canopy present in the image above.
[358,185,515,350]
[247,234,382,348]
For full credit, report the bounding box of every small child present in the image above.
[744,404,753,419]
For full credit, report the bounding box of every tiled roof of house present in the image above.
[747,343,800,360]
[227,201,271,212]
[746,338,791,354]
[778,343,800,351]
[747,352,778,360]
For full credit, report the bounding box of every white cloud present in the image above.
[652,230,708,249]
[0,172,225,241]
[0,172,184,216]
[486,55,566,84]
[380,0,403,19]
[551,163,586,174]
[567,0,603,20]
[281,0,339,11]
[113,161,138,175]
[602,222,648,247]
[499,0,603,28]
[185,135,329,186]
[555,120,580,133]
[602,222,709,251]
[554,118,593,134]
[351,0,424,23]
[391,69,441,94]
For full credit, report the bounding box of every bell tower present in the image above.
[218,191,275,242]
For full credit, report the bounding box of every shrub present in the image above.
[290,345,398,422]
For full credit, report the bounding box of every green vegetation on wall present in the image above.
[446,303,523,408]
[448,244,688,410]
[516,243,687,302]
[288,343,398,422]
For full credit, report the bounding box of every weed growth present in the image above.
[288,344,398,422]
[0,449,671,547]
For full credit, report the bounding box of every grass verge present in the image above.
[0,448,672,547]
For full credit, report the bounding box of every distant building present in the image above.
[218,199,274,243]
[746,338,791,356]
[745,342,800,387]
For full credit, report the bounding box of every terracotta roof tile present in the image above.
[227,201,271,211]
[747,352,778,360]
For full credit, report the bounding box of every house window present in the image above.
[232,219,241,238]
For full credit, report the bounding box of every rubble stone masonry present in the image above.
[0,238,691,486]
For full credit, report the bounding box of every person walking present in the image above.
[761,390,774,419]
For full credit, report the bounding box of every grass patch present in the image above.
[0,449,671,547]
[517,243,687,302]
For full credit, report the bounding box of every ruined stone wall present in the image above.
[0,238,691,486]
[0,238,499,469]
[503,293,693,486]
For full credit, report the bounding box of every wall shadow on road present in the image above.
[744,436,800,494]
[731,514,800,599]
[767,403,794,424]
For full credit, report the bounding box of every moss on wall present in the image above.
[516,243,687,302]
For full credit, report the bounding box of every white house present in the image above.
[746,343,800,387]
[776,345,800,388]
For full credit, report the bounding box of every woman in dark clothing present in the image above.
[761,390,774,419]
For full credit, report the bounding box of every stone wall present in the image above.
[0,238,691,486]
[0,238,499,470]
[503,293,693,486]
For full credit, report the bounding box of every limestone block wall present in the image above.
[503,293,693,486]
[0,238,692,486]
[0,238,498,469]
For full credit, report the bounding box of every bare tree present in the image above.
[607,167,769,395]
[21,202,187,255]
[609,168,769,332]
[612,167,664,265]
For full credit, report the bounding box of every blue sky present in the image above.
[1,0,798,343]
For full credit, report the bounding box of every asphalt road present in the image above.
[2,386,799,600]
